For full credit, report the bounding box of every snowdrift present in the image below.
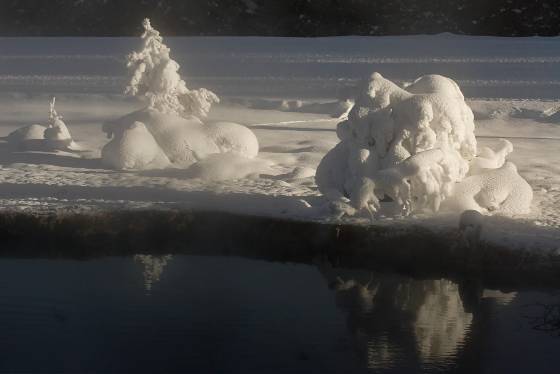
[102,108,258,169]
[7,98,76,151]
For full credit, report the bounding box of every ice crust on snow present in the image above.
[316,73,533,217]
[102,19,259,172]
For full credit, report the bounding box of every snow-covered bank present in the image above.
[0,210,558,288]
[1,36,559,256]
[0,96,559,253]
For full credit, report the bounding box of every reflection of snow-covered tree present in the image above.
[315,261,476,371]
[134,254,173,292]
[414,280,473,364]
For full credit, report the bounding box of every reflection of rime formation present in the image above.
[134,255,173,292]
[315,260,517,371]
[414,280,473,364]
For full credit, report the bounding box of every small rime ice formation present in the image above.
[316,72,533,217]
[102,18,258,171]
[442,162,533,215]
[7,97,75,150]
[468,139,513,176]
[44,97,75,149]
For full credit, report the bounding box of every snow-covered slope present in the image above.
[0,35,559,252]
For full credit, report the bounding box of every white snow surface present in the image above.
[1,35,560,251]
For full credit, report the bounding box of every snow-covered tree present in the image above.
[101,18,259,171]
[125,18,219,118]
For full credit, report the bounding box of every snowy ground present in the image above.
[1,35,560,251]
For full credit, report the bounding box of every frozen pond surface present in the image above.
[0,254,558,373]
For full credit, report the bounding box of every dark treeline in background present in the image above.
[0,0,558,37]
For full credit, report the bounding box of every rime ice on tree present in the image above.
[125,18,219,118]
[316,73,532,217]
[102,19,258,171]
[44,97,74,148]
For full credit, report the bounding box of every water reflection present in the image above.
[316,259,523,372]
[0,255,557,373]
[414,279,472,366]
[133,254,173,293]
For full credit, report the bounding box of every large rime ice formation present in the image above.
[7,97,76,151]
[102,18,258,170]
[316,72,532,217]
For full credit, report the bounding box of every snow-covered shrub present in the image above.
[316,72,532,217]
[7,97,75,150]
[102,19,259,171]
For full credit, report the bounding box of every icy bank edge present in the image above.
[0,209,558,288]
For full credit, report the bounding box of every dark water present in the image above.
[0,255,558,373]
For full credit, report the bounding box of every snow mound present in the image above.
[316,72,532,218]
[101,121,170,170]
[468,139,512,176]
[7,124,47,143]
[185,153,272,181]
[442,162,533,215]
[102,19,259,172]
[203,121,259,158]
[6,97,76,151]
[103,109,259,170]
